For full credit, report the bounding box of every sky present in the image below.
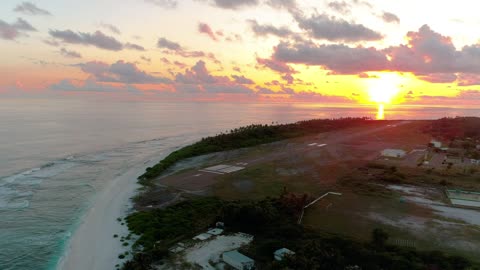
[1,0,480,105]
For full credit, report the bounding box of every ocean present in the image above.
[0,98,478,270]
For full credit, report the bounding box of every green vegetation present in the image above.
[122,195,479,270]
[267,230,476,270]
[138,117,375,184]
[425,117,480,140]
[213,161,328,201]
[126,197,222,251]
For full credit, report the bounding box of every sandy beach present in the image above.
[57,158,158,270]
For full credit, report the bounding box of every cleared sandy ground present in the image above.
[184,233,253,269]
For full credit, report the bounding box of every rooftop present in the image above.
[223,250,254,264]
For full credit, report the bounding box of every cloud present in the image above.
[175,60,229,84]
[44,39,59,46]
[173,61,255,94]
[457,74,480,86]
[198,22,218,41]
[60,48,82,58]
[157,37,222,65]
[100,23,121,34]
[249,20,293,37]
[49,29,123,51]
[77,60,171,84]
[265,0,297,10]
[351,0,373,9]
[13,18,37,31]
[257,57,296,74]
[125,42,145,51]
[272,41,388,74]
[381,12,400,24]
[231,75,255,84]
[157,37,182,50]
[14,2,51,16]
[140,56,151,63]
[160,57,171,64]
[174,61,187,68]
[50,79,142,93]
[257,57,297,84]
[295,14,383,42]
[199,0,259,9]
[385,25,480,83]
[144,0,178,8]
[270,25,480,85]
[328,1,350,14]
[0,18,36,40]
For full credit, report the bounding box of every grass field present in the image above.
[213,161,328,201]
[302,186,480,262]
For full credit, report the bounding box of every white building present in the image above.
[274,248,295,261]
[193,233,212,241]
[430,140,442,148]
[381,149,406,158]
[222,250,255,270]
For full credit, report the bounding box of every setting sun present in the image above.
[367,73,404,104]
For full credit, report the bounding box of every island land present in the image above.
[118,118,480,270]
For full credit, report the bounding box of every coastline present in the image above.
[56,158,158,270]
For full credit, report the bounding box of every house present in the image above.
[381,149,406,158]
[274,248,295,261]
[222,250,255,270]
[430,140,442,148]
[193,233,212,241]
[471,159,480,165]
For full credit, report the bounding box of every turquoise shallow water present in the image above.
[1,98,479,270]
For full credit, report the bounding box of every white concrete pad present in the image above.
[205,164,231,171]
[193,233,212,241]
[201,164,245,174]
[218,166,244,173]
[450,199,480,208]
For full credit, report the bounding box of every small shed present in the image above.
[430,140,442,148]
[274,248,295,261]
[381,149,406,158]
[193,233,212,241]
[222,250,255,270]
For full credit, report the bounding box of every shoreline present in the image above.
[56,158,158,270]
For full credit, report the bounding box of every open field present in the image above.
[302,184,480,261]
[145,120,480,261]
[154,120,423,194]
